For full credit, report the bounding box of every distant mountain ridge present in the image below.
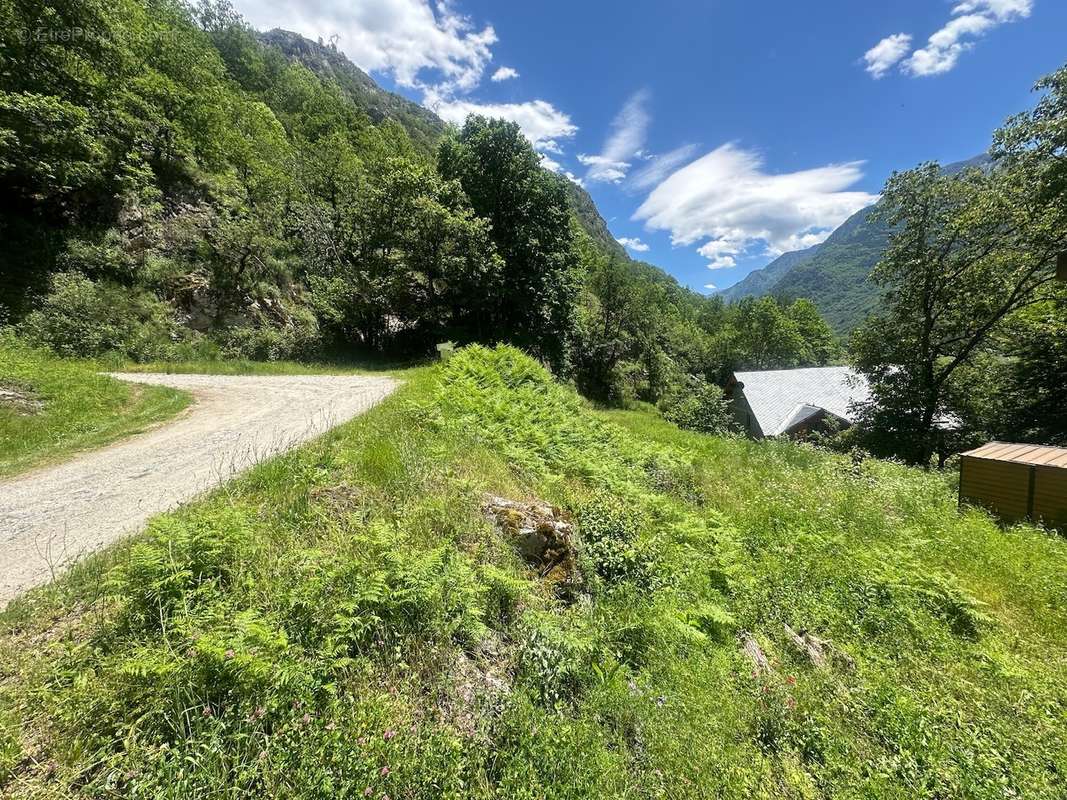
[717,154,991,332]
[718,245,821,304]
[261,28,631,265]
[259,29,447,154]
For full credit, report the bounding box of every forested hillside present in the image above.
[0,0,842,411]
[718,245,820,304]
[721,156,992,333]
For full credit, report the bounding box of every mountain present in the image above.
[768,205,892,332]
[259,29,446,155]
[560,179,628,259]
[718,154,991,332]
[260,29,629,265]
[718,244,821,303]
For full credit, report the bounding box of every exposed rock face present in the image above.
[783,623,855,671]
[0,383,43,415]
[438,634,513,741]
[740,632,771,676]
[482,495,582,595]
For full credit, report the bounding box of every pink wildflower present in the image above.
[383,729,397,741]
[380,765,391,777]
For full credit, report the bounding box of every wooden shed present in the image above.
[959,442,1067,528]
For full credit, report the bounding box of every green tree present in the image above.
[438,116,582,371]
[852,157,1064,465]
[786,298,838,364]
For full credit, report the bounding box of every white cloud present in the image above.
[704,283,717,290]
[629,144,700,190]
[905,13,995,75]
[539,154,583,186]
[633,143,878,271]
[616,237,650,252]
[864,0,1033,79]
[863,33,912,78]
[235,0,496,95]
[952,0,1033,21]
[491,66,519,82]
[432,98,577,151]
[235,0,577,159]
[577,154,629,183]
[579,90,651,183]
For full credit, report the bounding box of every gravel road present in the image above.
[0,373,398,606]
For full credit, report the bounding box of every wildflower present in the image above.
[785,675,796,686]
[202,706,213,717]
[363,789,372,798]
[358,736,368,746]
[380,765,391,777]
[325,721,337,731]
[224,649,235,660]
[383,729,397,741]
[258,750,267,761]
[302,713,311,725]
[786,697,797,710]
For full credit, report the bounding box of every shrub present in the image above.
[659,377,734,434]
[18,272,190,360]
[220,304,322,361]
[575,491,661,590]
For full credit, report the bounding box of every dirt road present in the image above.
[0,373,398,606]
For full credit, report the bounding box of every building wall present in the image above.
[961,456,1067,529]
[959,457,1032,523]
[729,390,763,438]
[1034,466,1067,528]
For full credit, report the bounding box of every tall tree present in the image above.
[852,155,1065,464]
[438,116,582,372]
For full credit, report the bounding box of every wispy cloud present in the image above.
[235,0,577,162]
[704,283,717,291]
[430,97,577,152]
[616,237,650,252]
[629,144,700,190]
[863,0,1033,79]
[539,153,583,186]
[491,66,519,81]
[578,90,651,183]
[633,143,877,270]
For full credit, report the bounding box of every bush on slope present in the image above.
[1,345,1065,798]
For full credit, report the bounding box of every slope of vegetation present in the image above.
[718,244,821,304]
[2,346,1064,798]
[0,0,843,412]
[0,333,189,477]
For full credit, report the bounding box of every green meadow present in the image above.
[1,346,1064,798]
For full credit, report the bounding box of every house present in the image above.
[724,366,870,439]
[959,442,1067,528]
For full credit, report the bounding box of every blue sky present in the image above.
[234,0,1066,293]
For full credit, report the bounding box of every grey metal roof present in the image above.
[733,366,870,437]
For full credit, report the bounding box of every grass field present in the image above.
[0,335,191,478]
[1,345,1064,798]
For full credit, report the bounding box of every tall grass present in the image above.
[1,345,1064,798]
[0,333,190,477]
